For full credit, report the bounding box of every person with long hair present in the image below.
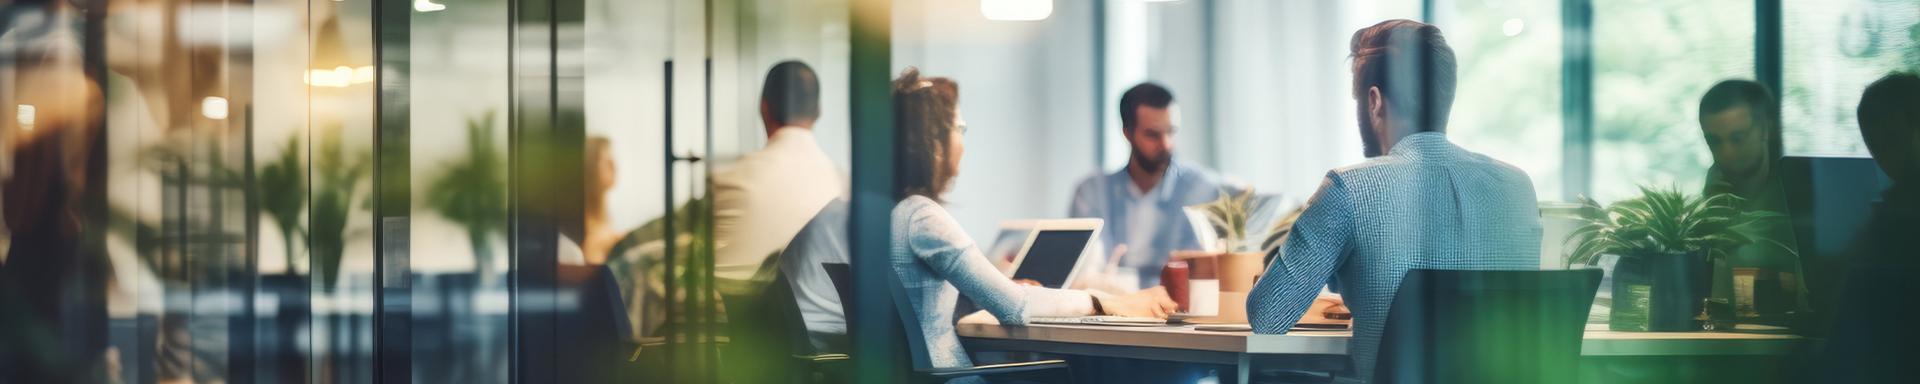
[887,67,1176,370]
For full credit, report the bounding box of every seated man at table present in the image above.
[1070,82,1241,290]
[1248,20,1541,382]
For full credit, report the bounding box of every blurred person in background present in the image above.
[1696,80,1806,323]
[1070,83,1240,290]
[711,60,845,281]
[1821,72,1920,383]
[1,1,110,381]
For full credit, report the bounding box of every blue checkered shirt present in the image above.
[1248,132,1542,382]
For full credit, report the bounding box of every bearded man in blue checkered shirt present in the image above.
[1248,19,1544,383]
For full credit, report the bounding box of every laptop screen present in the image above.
[1011,230,1095,289]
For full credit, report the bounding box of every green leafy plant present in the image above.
[425,111,508,277]
[260,135,308,269]
[311,125,371,291]
[1188,188,1287,253]
[1564,185,1790,266]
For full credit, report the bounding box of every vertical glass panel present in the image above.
[2,1,113,382]
[251,0,316,382]
[585,0,676,346]
[309,0,380,382]
[1782,0,1919,157]
[708,0,859,382]
[1592,0,1753,201]
[1436,0,1564,200]
[410,0,511,382]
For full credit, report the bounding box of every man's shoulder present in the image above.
[1070,168,1125,196]
[717,139,840,181]
[1457,148,1531,178]
[1169,161,1244,194]
[1326,155,1408,180]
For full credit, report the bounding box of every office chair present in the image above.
[1372,268,1602,384]
[718,262,850,384]
[878,262,1074,383]
[558,264,642,383]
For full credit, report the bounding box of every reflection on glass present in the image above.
[410,0,510,381]
[1592,0,1753,202]
[1439,0,1564,200]
[1783,0,1920,157]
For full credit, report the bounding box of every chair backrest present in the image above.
[557,265,637,382]
[717,257,815,383]
[882,262,939,371]
[821,263,856,316]
[779,199,852,347]
[1374,268,1602,384]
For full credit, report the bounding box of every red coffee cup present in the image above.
[1161,260,1191,312]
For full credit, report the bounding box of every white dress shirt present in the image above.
[712,127,844,281]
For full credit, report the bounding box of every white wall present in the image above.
[1207,0,1421,201]
[893,0,1101,241]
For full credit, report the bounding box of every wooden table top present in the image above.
[956,318,1809,357]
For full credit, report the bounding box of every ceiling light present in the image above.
[1502,18,1526,37]
[982,0,1051,21]
[16,105,33,131]
[414,0,446,12]
[202,97,229,120]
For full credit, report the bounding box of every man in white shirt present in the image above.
[712,61,844,281]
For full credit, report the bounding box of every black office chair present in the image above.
[557,264,642,383]
[1372,268,1602,384]
[718,260,850,384]
[874,262,1074,383]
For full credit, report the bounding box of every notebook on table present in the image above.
[1028,315,1168,327]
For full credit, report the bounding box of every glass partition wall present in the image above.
[0,0,806,382]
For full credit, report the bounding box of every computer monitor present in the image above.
[1007,219,1102,289]
[1779,156,1893,333]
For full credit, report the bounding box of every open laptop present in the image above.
[1006,219,1102,289]
[984,220,1040,274]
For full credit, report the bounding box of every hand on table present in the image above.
[1097,286,1179,318]
[1303,295,1350,321]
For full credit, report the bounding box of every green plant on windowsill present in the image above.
[1563,185,1791,267]
[1563,185,1794,331]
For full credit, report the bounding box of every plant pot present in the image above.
[1611,251,1711,332]
[1219,251,1265,292]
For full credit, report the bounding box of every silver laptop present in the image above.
[1005,219,1101,289]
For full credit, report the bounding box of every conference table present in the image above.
[955,315,1811,384]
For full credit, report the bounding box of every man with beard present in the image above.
[1247,20,1540,383]
[1069,83,1238,290]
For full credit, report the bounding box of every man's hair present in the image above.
[762,60,821,126]
[892,67,961,202]
[1699,79,1782,159]
[1858,72,1920,174]
[1119,82,1174,132]
[1349,19,1457,133]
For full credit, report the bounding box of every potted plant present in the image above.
[425,111,509,282]
[260,135,308,272]
[1186,188,1288,322]
[310,125,371,292]
[1565,186,1788,332]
